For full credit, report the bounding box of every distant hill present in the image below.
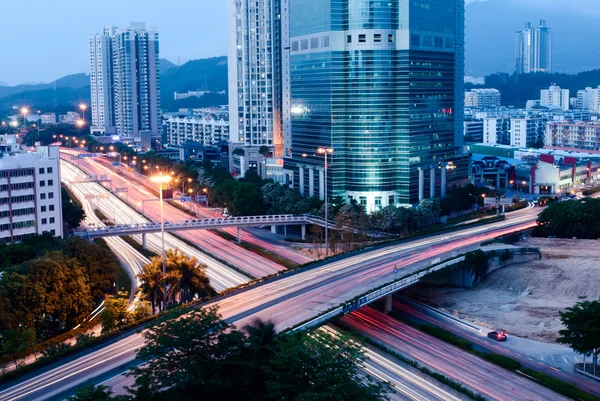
[0,56,228,117]
[466,0,600,77]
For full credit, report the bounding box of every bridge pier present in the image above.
[142,233,147,250]
[384,294,393,314]
[237,227,242,244]
[271,225,277,234]
[301,224,306,240]
[283,225,287,238]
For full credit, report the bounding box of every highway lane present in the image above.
[392,298,600,397]
[0,206,540,401]
[65,153,287,276]
[62,161,250,292]
[339,307,568,401]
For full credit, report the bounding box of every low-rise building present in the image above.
[40,113,57,125]
[483,117,511,145]
[540,84,570,111]
[164,114,228,147]
[0,135,63,244]
[576,86,600,112]
[464,88,501,108]
[545,120,600,151]
[58,112,82,125]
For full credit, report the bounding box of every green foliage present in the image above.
[62,187,86,229]
[536,198,600,239]
[67,385,127,401]
[101,291,131,334]
[476,352,521,371]
[440,184,493,215]
[122,307,386,401]
[558,300,600,366]
[520,367,600,401]
[262,182,323,215]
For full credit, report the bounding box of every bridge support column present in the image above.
[237,227,242,244]
[418,168,425,201]
[142,233,147,250]
[283,225,287,238]
[301,224,306,240]
[384,294,393,314]
[430,166,436,198]
[271,225,277,234]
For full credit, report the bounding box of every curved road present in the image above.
[0,206,540,401]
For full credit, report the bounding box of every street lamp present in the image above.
[316,147,334,257]
[79,103,87,122]
[20,107,29,127]
[468,193,478,211]
[150,174,172,312]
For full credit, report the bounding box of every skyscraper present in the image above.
[89,23,161,144]
[227,0,283,179]
[281,0,468,211]
[515,20,552,74]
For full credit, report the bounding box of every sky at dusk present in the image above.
[0,0,228,85]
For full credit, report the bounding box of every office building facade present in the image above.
[89,23,161,144]
[280,0,467,211]
[515,20,552,74]
[0,136,63,244]
[227,0,283,179]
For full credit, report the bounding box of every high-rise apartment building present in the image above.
[515,20,552,74]
[0,135,63,244]
[227,0,283,179]
[540,84,569,111]
[576,86,600,113]
[465,89,502,108]
[510,116,546,148]
[89,23,161,144]
[281,0,467,211]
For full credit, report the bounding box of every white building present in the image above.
[483,117,511,145]
[227,0,283,178]
[89,23,161,144]
[173,91,209,100]
[545,120,600,151]
[0,135,63,244]
[40,113,57,125]
[515,20,552,74]
[540,84,569,111]
[164,114,229,147]
[510,116,546,148]
[465,89,501,108]
[59,112,82,125]
[576,86,600,113]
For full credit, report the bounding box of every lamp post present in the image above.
[317,147,334,257]
[468,193,477,211]
[36,110,40,138]
[20,107,29,128]
[150,174,172,312]
[79,103,87,123]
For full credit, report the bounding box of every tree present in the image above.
[166,250,215,304]
[62,187,85,229]
[558,300,600,368]
[416,198,441,225]
[2,328,37,367]
[537,198,600,239]
[137,259,165,314]
[66,385,130,401]
[231,182,264,215]
[101,291,131,334]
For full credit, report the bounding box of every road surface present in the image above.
[0,203,540,401]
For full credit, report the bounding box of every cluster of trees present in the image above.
[0,235,119,349]
[137,250,215,314]
[558,300,600,369]
[468,69,600,108]
[68,307,386,401]
[61,187,85,230]
[100,291,151,334]
[536,198,600,239]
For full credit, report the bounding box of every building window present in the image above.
[358,34,366,43]
[322,36,329,48]
[39,180,45,187]
[39,168,45,174]
[41,206,46,212]
[359,196,367,209]
[388,34,394,43]
[48,192,54,199]
[42,218,47,225]
[311,37,319,49]
[389,195,395,205]
[411,34,420,46]
[40,193,46,200]
[347,35,352,44]
[300,39,308,50]
[291,41,298,51]
[47,167,53,174]
[374,34,381,43]
[375,197,382,211]
[48,180,53,186]
[50,217,55,224]
[49,205,55,211]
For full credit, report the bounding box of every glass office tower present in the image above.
[282,0,468,212]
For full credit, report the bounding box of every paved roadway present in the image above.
[62,161,250,292]
[392,298,600,397]
[0,204,540,401]
[339,307,569,401]
[64,150,311,272]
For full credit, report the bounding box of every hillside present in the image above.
[0,56,228,116]
[466,0,600,76]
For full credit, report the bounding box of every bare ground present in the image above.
[404,237,600,343]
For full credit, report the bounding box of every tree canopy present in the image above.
[558,300,600,366]
[536,198,600,239]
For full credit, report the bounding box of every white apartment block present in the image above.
[41,113,57,125]
[510,117,547,148]
[0,136,63,244]
[165,115,229,147]
[576,86,600,112]
[227,0,283,178]
[483,117,511,145]
[464,89,501,108]
[59,112,81,125]
[540,84,569,111]
[546,121,600,151]
[89,23,161,144]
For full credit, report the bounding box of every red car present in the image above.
[487,330,507,341]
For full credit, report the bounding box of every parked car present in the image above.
[487,330,507,341]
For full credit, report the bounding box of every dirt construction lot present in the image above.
[404,237,600,343]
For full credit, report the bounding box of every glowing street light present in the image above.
[79,103,87,122]
[150,174,172,312]
[20,107,29,127]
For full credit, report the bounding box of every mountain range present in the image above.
[466,0,600,77]
[0,57,228,117]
